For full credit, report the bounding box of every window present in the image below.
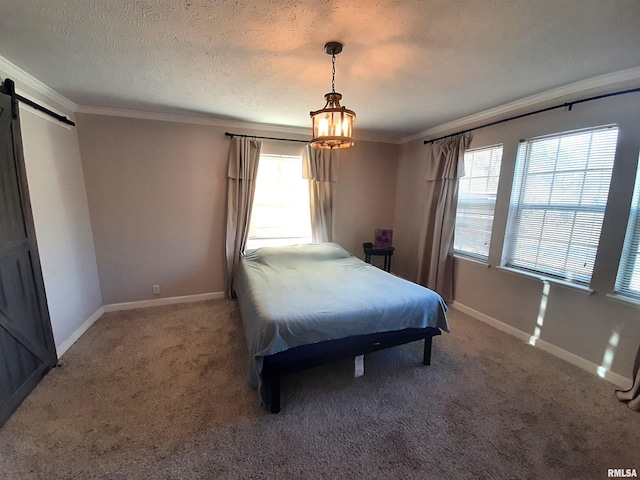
[454,145,503,260]
[246,154,311,250]
[504,126,619,285]
[615,157,640,300]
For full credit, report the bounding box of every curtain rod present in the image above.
[423,87,640,145]
[225,131,308,143]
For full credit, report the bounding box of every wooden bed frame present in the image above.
[260,327,441,413]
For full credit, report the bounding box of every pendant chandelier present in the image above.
[310,42,356,149]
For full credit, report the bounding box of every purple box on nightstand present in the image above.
[374,229,393,249]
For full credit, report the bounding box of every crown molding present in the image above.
[75,105,309,135]
[400,66,640,144]
[75,105,400,144]
[0,55,77,114]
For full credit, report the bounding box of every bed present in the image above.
[234,242,449,412]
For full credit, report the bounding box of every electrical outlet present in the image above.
[152,284,160,295]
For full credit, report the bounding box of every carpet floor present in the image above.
[1,299,638,479]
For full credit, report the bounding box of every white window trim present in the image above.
[496,266,594,294]
[502,124,618,287]
[454,144,503,261]
[246,153,311,250]
[453,254,491,268]
[605,293,640,310]
[613,155,640,302]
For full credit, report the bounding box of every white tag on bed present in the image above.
[355,355,364,377]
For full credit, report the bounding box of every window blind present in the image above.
[505,126,618,285]
[454,145,503,260]
[247,154,311,249]
[615,158,640,300]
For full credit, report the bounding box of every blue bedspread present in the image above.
[234,243,449,392]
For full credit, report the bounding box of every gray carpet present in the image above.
[1,299,638,479]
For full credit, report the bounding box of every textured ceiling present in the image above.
[1,0,640,139]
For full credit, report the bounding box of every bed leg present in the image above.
[270,375,281,414]
[423,336,433,365]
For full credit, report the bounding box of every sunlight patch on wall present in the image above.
[597,326,621,378]
[529,281,550,346]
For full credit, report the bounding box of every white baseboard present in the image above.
[56,306,105,358]
[103,291,226,312]
[451,301,632,389]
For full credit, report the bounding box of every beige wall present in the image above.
[77,115,398,304]
[76,116,228,304]
[335,140,398,258]
[393,138,427,282]
[1,74,104,355]
[393,93,640,381]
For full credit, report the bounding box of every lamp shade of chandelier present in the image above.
[310,42,356,149]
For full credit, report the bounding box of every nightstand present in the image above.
[363,243,395,272]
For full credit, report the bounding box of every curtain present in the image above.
[303,145,338,243]
[225,137,262,298]
[416,134,471,303]
[616,344,640,412]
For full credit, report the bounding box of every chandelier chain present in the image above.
[331,53,336,93]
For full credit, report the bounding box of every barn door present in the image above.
[0,79,57,428]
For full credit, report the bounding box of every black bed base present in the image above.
[261,327,441,413]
